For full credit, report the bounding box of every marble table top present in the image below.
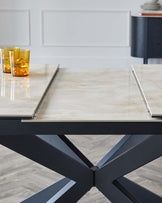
[1,64,161,122]
[29,67,160,122]
[0,64,58,118]
[132,64,162,118]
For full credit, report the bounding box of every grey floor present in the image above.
[0,135,162,203]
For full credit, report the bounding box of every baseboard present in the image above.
[30,56,162,68]
[30,56,145,68]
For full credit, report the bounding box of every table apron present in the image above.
[0,120,162,135]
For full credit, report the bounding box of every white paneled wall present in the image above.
[0,0,162,68]
[42,10,130,47]
[0,10,30,46]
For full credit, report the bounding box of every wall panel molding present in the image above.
[41,9,130,47]
[31,55,139,68]
[0,9,31,46]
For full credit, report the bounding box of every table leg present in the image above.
[0,134,162,202]
[114,177,162,203]
[21,178,72,203]
[96,135,162,203]
[0,134,93,183]
[21,178,90,203]
[0,134,94,202]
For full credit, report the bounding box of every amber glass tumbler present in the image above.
[10,49,30,77]
[1,47,19,73]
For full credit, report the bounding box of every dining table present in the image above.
[0,64,162,203]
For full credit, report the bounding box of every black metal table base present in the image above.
[0,134,162,203]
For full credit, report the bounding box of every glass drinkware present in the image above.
[10,49,30,77]
[0,47,19,73]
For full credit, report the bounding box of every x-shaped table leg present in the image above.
[96,135,162,203]
[0,134,93,202]
[0,134,162,203]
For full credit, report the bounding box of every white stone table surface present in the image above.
[0,64,58,118]
[1,64,161,122]
[132,64,162,118]
[28,67,160,122]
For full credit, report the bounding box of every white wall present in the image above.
[0,0,162,68]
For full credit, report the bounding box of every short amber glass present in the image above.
[1,47,19,73]
[10,49,30,77]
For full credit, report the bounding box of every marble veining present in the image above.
[0,64,58,118]
[29,67,159,122]
[132,64,162,117]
